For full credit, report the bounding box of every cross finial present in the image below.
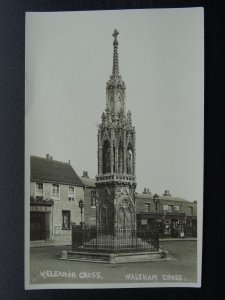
[112,29,119,76]
[113,29,119,41]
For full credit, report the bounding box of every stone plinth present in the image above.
[61,249,166,264]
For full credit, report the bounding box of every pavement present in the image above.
[30,240,71,247]
[159,237,197,242]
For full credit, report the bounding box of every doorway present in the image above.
[30,212,46,241]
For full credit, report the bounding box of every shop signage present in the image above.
[30,206,51,212]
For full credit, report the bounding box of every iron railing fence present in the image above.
[72,225,159,253]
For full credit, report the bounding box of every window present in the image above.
[168,205,173,212]
[188,206,193,216]
[62,210,71,229]
[144,203,150,212]
[163,205,168,211]
[35,182,43,196]
[68,186,75,201]
[91,190,96,207]
[174,205,179,211]
[163,204,173,212]
[52,184,59,199]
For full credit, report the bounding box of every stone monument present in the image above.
[65,30,164,263]
[96,29,137,231]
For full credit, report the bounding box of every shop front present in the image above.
[137,212,187,238]
[185,216,197,237]
[30,199,53,241]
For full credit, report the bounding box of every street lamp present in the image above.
[153,193,160,232]
[79,199,84,228]
[153,194,160,215]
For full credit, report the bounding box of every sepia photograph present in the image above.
[25,8,204,289]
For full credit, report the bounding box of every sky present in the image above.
[25,8,204,202]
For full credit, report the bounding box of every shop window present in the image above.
[68,186,75,201]
[62,210,71,229]
[141,219,148,225]
[144,203,150,212]
[91,190,96,207]
[36,182,43,196]
[52,184,59,199]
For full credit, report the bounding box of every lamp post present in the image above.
[79,199,84,228]
[153,193,160,232]
[153,193,160,215]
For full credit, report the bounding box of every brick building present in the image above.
[30,155,84,244]
[136,189,197,237]
[80,171,96,226]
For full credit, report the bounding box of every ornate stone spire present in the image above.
[106,30,126,116]
[112,29,119,77]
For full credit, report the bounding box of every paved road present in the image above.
[30,241,197,285]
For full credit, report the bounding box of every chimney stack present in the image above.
[146,188,151,194]
[143,188,151,194]
[163,190,171,197]
[82,171,89,178]
[46,154,50,160]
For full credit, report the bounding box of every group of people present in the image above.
[171,221,185,238]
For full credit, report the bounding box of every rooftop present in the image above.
[135,193,191,203]
[80,176,96,188]
[30,156,84,186]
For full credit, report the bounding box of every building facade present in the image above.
[136,189,197,237]
[96,29,137,230]
[80,171,96,226]
[30,155,84,244]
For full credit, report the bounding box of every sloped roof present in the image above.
[135,193,190,203]
[31,156,84,186]
[80,176,96,188]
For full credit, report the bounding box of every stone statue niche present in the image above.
[126,144,133,174]
[102,140,110,174]
[118,141,124,174]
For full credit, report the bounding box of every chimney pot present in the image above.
[83,171,89,178]
[163,190,171,196]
